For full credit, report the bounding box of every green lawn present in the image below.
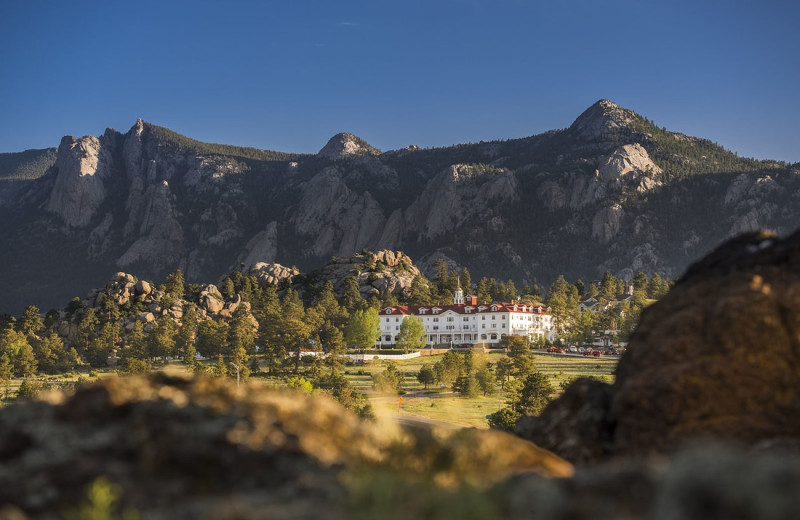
[349,351,618,428]
[393,395,504,428]
[2,352,618,429]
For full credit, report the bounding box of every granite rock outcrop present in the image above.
[516,228,800,462]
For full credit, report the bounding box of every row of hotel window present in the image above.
[385,324,502,331]
[383,315,541,322]
[382,333,500,342]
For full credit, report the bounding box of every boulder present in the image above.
[135,312,155,324]
[517,229,800,463]
[134,280,151,295]
[612,229,800,457]
[201,293,224,314]
[247,263,298,287]
[515,378,615,465]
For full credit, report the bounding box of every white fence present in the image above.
[288,351,422,361]
[347,351,421,361]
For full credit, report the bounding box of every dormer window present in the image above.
[464,307,472,313]
[432,307,441,315]
[385,309,392,315]
[491,305,498,312]
[419,308,428,314]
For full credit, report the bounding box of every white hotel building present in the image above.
[378,288,556,347]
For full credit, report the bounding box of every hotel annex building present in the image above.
[378,288,556,347]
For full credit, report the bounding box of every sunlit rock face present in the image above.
[612,229,800,457]
[45,134,113,227]
[517,228,800,463]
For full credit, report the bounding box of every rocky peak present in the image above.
[317,132,380,160]
[132,117,145,137]
[44,133,112,227]
[570,99,636,141]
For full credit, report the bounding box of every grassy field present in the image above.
[1,352,618,429]
[348,352,618,428]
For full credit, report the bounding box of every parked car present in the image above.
[578,347,586,353]
[568,346,578,353]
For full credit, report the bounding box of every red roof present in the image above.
[381,302,549,316]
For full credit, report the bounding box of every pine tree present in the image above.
[148,315,177,361]
[127,321,148,361]
[460,268,472,294]
[184,343,197,367]
[228,305,256,356]
[165,269,185,298]
[505,280,518,301]
[280,289,317,373]
[230,346,251,384]
[648,273,664,299]
[339,277,364,313]
[221,277,235,299]
[408,275,432,305]
[175,304,198,357]
[14,341,37,377]
[16,305,43,337]
[196,319,228,359]
[214,354,227,378]
[0,353,12,392]
[31,332,59,374]
[320,322,346,375]
[74,308,99,352]
[417,365,435,389]
[476,278,492,304]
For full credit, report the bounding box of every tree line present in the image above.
[0,257,671,407]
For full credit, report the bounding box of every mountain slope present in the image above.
[0,100,796,314]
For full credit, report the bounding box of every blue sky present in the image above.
[1,0,798,162]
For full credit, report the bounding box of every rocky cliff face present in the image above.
[1,100,798,314]
[45,133,114,228]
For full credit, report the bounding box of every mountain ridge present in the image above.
[0,100,797,314]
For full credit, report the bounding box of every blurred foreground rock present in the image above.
[1,371,800,519]
[0,372,569,519]
[518,229,800,463]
